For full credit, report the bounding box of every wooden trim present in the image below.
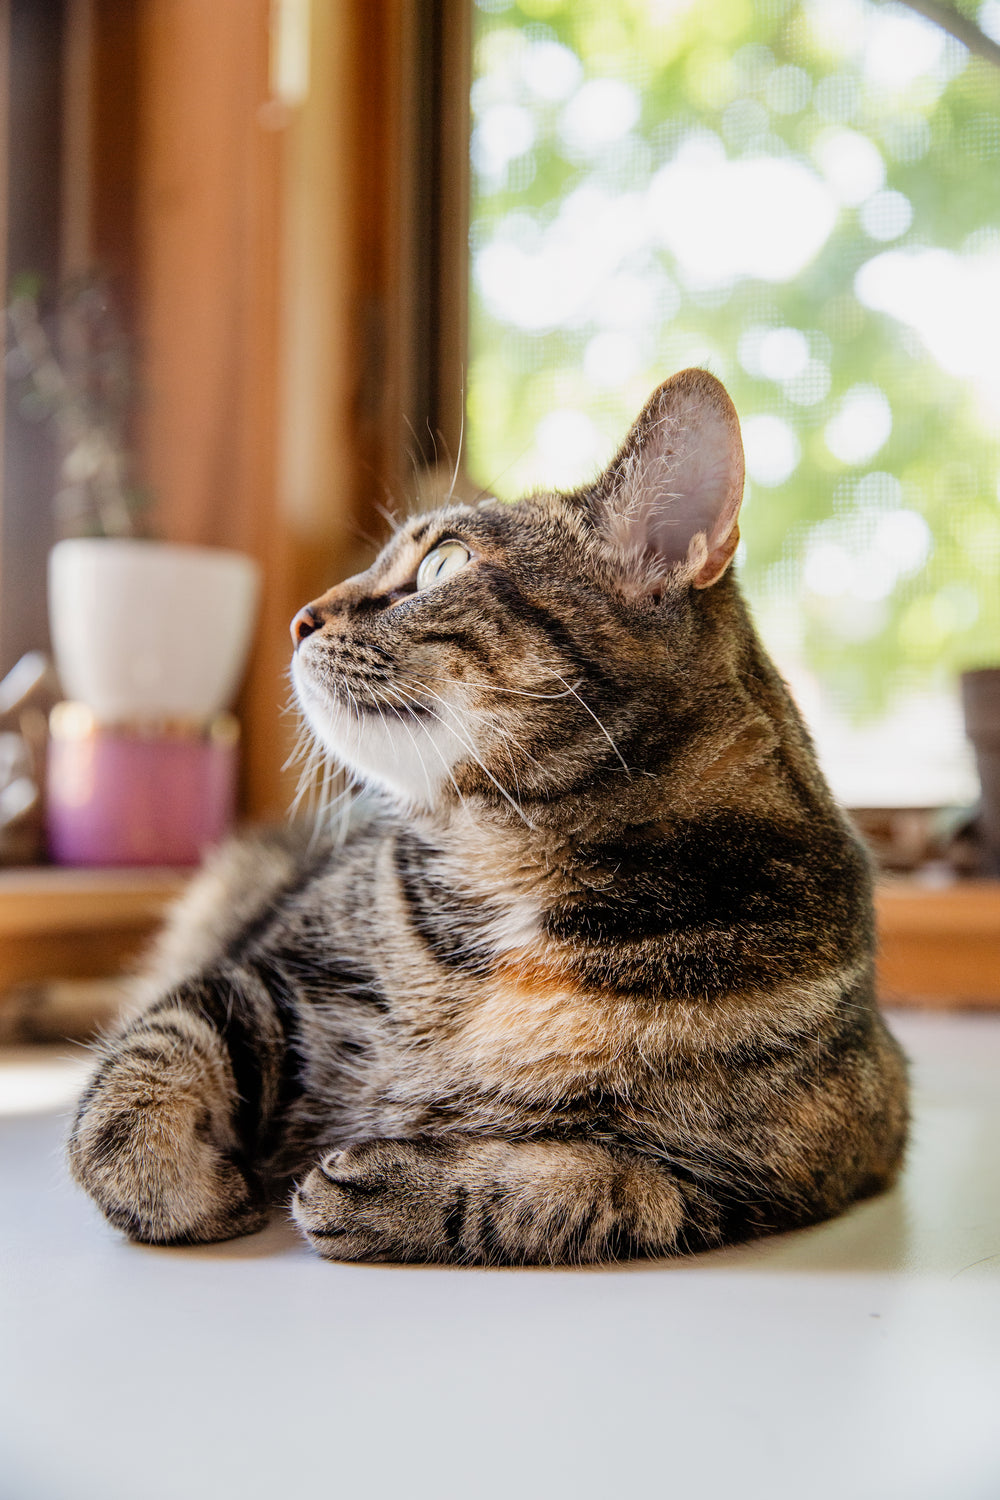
[123,1,472,819]
[435,0,473,482]
[389,0,472,492]
[876,881,1000,1008]
[70,0,141,302]
[0,866,184,991]
[1,873,997,1008]
[344,0,470,515]
[0,865,184,935]
[131,0,286,815]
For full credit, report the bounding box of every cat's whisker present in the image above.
[287,747,322,823]
[281,688,317,760]
[446,382,465,504]
[548,671,630,773]
[282,734,308,781]
[400,674,525,742]
[317,755,362,848]
[286,694,336,829]
[480,681,577,701]
[399,660,583,713]
[383,682,473,808]
[398,677,535,794]
[380,683,470,813]
[401,675,542,774]
[313,754,334,847]
[294,680,360,842]
[278,688,310,724]
[388,681,534,829]
[402,412,440,494]
[424,418,441,475]
[284,711,321,777]
[373,498,402,536]
[372,685,436,806]
[352,524,388,554]
[336,680,359,757]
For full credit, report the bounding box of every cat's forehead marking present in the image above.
[361,495,591,601]
[396,504,477,556]
[362,506,477,590]
[385,503,521,571]
[404,517,437,548]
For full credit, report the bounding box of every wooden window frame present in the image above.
[0,0,66,675]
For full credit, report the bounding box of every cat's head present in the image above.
[291,368,746,816]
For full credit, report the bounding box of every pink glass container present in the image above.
[46,704,239,867]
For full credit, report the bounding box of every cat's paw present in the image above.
[291,1138,452,1263]
[68,1046,268,1244]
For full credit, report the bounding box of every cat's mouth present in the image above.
[292,641,435,719]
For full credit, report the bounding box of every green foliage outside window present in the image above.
[467,0,1000,731]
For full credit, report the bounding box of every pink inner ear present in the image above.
[602,370,745,587]
[644,433,742,564]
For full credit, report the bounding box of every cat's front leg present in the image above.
[68,965,286,1243]
[292,1136,685,1265]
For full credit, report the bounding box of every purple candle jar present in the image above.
[47,704,239,867]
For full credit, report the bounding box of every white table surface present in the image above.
[1,1009,998,1500]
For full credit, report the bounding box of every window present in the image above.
[466,0,1000,808]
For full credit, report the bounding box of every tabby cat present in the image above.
[69,369,908,1264]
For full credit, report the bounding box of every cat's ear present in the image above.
[589,368,745,591]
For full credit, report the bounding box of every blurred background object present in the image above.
[962,666,1000,875]
[5,274,260,866]
[5,273,149,540]
[0,651,59,865]
[0,974,127,1044]
[46,705,240,867]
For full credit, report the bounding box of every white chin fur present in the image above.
[291,651,465,807]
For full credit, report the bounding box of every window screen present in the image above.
[466,0,1000,807]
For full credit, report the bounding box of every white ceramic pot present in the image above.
[48,538,261,723]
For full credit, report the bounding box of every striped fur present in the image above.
[69,370,908,1264]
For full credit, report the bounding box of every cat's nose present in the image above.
[290,605,321,646]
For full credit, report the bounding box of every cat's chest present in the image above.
[369,826,667,1098]
[452,959,630,1088]
[381,948,665,1106]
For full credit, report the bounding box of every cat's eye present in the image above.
[415,541,471,591]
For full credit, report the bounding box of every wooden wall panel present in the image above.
[64,0,140,297]
[130,0,470,819]
[132,0,287,817]
[275,0,375,634]
[137,0,275,554]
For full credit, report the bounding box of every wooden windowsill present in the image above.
[0,868,997,1008]
[875,879,1000,1009]
[0,865,189,932]
[0,866,188,995]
